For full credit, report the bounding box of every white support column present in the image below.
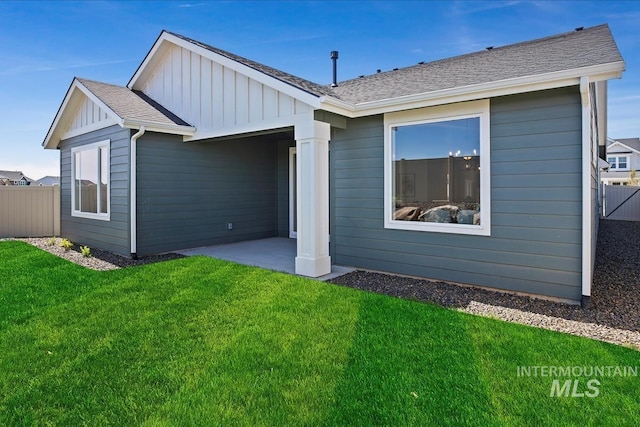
[294,119,331,277]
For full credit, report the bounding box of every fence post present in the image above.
[53,186,60,236]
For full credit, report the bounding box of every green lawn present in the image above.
[0,240,638,426]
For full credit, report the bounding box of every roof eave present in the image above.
[122,119,196,136]
[319,61,625,118]
[43,79,125,150]
[607,140,640,155]
[43,79,79,149]
[127,30,171,90]
[44,78,195,149]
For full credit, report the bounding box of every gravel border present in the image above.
[330,220,640,350]
[15,237,184,270]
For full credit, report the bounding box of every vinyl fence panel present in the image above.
[0,186,60,237]
[603,184,640,221]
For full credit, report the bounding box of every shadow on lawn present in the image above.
[323,293,497,426]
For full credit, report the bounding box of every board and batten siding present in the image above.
[140,44,312,141]
[330,87,583,301]
[135,132,286,255]
[59,125,131,256]
[66,96,115,137]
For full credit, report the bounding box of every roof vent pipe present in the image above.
[331,51,338,87]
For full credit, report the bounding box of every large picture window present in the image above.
[384,100,490,235]
[71,140,110,220]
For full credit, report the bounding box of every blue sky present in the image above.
[1,0,638,179]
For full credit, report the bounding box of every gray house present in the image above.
[33,175,60,186]
[601,137,640,185]
[0,170,32,186]
[43,25,625,304]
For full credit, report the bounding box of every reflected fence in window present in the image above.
[391,116,481,226]
[393,154,480,224]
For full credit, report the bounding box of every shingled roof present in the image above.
[77,78,191,127]
[609,137,640,152]
[45,24,624,149]
[166,31,337,99]
[163,24,622,107]
[331,24,623,104]
[0,170,32,182]
[43,77,196,148]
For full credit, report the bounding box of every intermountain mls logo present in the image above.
[517,365,638,397]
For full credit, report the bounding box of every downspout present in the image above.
[130,126,146,258]
[580,77,592,308]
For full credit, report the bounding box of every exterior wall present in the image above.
[330,87,583,301]
[65,96,116,138]
[139,44,312,142]
[59,125,131,255]
[135,132,285,255]
[601,171,635,185]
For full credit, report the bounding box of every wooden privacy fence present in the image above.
[603,184,640,221]
[0,186,60,237]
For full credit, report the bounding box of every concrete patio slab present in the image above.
[178,237,353,281]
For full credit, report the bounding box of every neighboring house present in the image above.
[33,176,60,186]
[0,170,32,186]
[601,137,640,185]
[42,25,625,305]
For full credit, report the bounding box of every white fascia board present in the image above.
[43,79,124,149]
[183,117,297,142]
[317,97,356,118]
[43,81,78,149]
[319,61,625,118]
[606,141,640,155]
[127,32,173,90]
[129,32,322,109]
[62,118,119,140]
[122,119,196,136]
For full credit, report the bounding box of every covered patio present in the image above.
[178,237,353,281]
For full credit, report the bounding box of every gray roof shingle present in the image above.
[330,24,623,104]
[77,78,191,126]
[167,24,622,106]
[166,31,337,99]
[610,137,640,152]
[0,170,32,182]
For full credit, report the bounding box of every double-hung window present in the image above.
[608,156,629,171]
[71,140,110,220]
[384,100,490,236]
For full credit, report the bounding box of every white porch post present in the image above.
[294,120,331,277]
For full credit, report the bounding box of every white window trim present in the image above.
[71,139,111,221]
[608,155,630,171]
[383,99,491,236]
